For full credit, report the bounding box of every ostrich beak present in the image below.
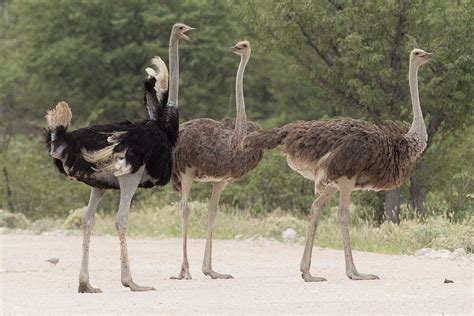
[181,27,196,41]
[230,46,239,51]
[422,52,433,60]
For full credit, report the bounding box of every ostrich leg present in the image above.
[338,181,379,280]
[171,172,194,280]
[202,181,231,279]
[78,187,105,293]
[116,167,155,291]
[300,185,337,282]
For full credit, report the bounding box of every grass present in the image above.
[3,199,472,255]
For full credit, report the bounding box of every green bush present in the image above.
[63,207,86,230]
[0,208,30,229]
[29,218,64,234]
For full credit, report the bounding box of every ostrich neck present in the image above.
[406,61,427,150]
[231,54,249,147]
[168,36,179,107]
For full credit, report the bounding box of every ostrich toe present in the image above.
[203,269,233,279]
[122,280,156,292]
[301,272,327,282]
[346,270,379,280]
[170,268,192,280]
[78,282,102,293]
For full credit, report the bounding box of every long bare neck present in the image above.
[406,60,427,150]
[168,35,179,107]
[231,54,249,146]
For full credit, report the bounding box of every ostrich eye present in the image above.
[415,52,419,55]
[179,26,184,30]
[243,44,247,48]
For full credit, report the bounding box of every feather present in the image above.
[144,56,169,120]
[45,101,72,130]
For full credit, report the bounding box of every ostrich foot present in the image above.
[203,269,233,279]
[346,270,379,280]
[78,282,102,293]
[170,267,192,280]
[122,280,156,291]
[301,272,327,282]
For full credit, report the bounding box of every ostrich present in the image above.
[243,48,433,281]
[44,23,194,292]
[170,41,263,280]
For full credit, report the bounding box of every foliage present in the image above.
[63,207,87,230]
[2,200,472,255]
[421,126,474,221]
[0,208,29,228]
[0,0,472,226]
[1,0,308,127]
[234,0,473,125]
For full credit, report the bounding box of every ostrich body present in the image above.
[171,41,263,280]
[44,23,193,292]
[243,49,432,281]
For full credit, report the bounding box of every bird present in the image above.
[242,48,433,281]
[44,23,194,293]
[45,258,59,266]
[169,41,264,280]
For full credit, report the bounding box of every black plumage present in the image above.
[45,75,178,190]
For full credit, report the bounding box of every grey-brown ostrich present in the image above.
[243,48,432,281]
[171,41,263,280]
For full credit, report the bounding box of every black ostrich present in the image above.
[45,58,173,293]
[44,23,193,293]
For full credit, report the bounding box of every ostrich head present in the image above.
[48,127,67,159]
[410,48,433,67]
[231,40,251,56]
[172,23,195,41]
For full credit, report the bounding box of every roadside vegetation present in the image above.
[2,198,472,255]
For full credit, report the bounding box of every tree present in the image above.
[234,0,473,221]
[3,0,311,126]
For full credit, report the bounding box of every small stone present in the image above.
[452,248,466,258]
[444,279,454,283]
[415,248,434,257]
[282,228,297,242]
[433,249,452,260]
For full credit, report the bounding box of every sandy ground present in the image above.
[0,234,472,314]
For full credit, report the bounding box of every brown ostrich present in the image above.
[171,41,263,280]
[243,48,433,281]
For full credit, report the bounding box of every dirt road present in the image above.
[1,234,472,314]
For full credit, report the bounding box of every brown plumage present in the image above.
[292,119,413,190]
[171,41,263,280]
[242,48,433,282]
[172,117,261,191]
[244,119,416,191]
[242,126,289,151]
